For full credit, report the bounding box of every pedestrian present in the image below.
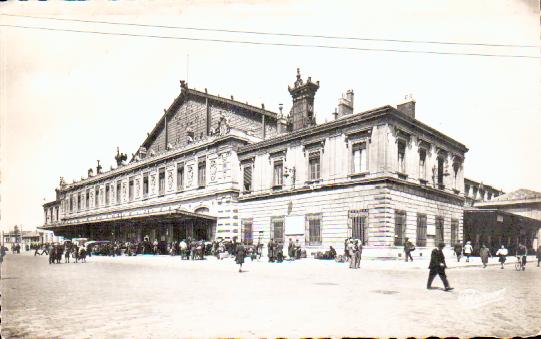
[295,239,301,259]
[453,242,463,262]
[355,240,362,269]
[288,238,294,260]
[495,244,508,269]
[427,243,453,291]
[344,237,350,260]
[49,246,55,264]
[404,237,415,262]
[479,244,491,268]
[516,243,528,270]
[268,238,275,262]
[463,241,473,262]
[64,246,70,263]
[236,243,245,272]
[537,244,541,267]
[348,240,356,269]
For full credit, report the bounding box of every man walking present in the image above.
[479,244,491,268]
[355,240,362,269]
[463,241,473,262]
[267,238,275,263]
[453,242,463,262]
[427,243,453,291]
[537,244,541,267]
[404,237,415,262]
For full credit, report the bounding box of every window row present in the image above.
[397,140,462,190]
[240,214,323,246]
[242,142,368,194]
[65,160,208,213]
[394,210,459,247]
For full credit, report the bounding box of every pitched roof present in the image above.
[490,189,541,202]
[139,83,278,152]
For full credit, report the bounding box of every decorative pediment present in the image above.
[302,137,326,152]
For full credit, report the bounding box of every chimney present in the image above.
[88,168,94,177]
[337,90,354,117]
[397,97,416,119]
[96,160,102,174]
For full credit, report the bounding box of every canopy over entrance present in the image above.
[41,209,217,243]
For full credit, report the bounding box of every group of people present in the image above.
[48,243,87,264]
[345,238,363,269]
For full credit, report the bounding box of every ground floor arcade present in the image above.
[464,208,541,254]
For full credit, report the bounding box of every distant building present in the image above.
[465,189,541,252]
[2,227,40,251]
[463,178,504,207]
[41,70,468,258]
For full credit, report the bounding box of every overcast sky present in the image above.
[1,0,540,232]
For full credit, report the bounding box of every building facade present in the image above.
[41,70,468,257]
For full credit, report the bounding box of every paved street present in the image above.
[2,252,540,338]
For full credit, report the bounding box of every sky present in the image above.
[0,0,540,232]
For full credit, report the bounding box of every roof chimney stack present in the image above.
[397,95,415,119]
[336,90,354,118]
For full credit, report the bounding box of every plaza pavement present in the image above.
[1,252,540,338]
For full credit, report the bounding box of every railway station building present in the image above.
[41,70,469,258]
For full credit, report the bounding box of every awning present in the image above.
[40,208,217,230]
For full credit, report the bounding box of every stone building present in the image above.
[41,70,468,258]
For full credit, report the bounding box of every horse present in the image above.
[55,246,63,264]
[78,248,87,263]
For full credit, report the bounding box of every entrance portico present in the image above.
[45,209,217,243]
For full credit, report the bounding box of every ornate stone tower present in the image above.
[287,68,319,131]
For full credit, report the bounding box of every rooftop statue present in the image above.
[115,147,127,166]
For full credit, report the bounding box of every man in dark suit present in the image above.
[427,242,454,291]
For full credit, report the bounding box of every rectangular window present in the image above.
[77,193,81,211]
[270,216,285,245]
[241,218,253,245]
[416,214,427,247]
[273,160,283,188]
[394,210,406,246]
[243,165,253,193]
[95,187,99,208]
[305,213,322,246]
[451,219,459,245]
[143,174,149,197]
[349,209,369,245]
[116,181,121,204]
[397,140,406,173]
[176,164,184,191]
[105,185,110,205]
[352,142,368,173]
[435,216,444,244]
[437,156,445,189]
[86,190,90,209]
[419,149,426,180]
[198,160,206,188]
[69,195,73,212]
[129,177,134,201]
[308,152,320,181]
[159,168,166,195]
